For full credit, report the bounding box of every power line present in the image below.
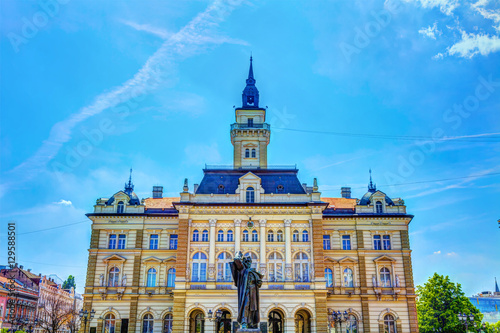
[18,220,89,235]
[274,127,500,143]
[321,171,500,191]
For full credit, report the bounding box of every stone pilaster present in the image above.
[315,293,328,333]
[175,219,190,281]
[259,219,267,265]
[234,219,242,253]
[171,291,186,333]
[361,298,371,333]
[85,254,97,294]
[128,296,138,333]
[311,218,325,280]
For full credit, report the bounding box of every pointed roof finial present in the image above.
[368,169,376,192]
[241,55,259,108]
[248,55,254,79]
[495,277,499,293]
[124,168,134,194]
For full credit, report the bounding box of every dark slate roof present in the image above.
[195,169,307,195]
[359,189,394,206]
[106,191,141,205]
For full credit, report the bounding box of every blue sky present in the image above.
[1,0,499,295]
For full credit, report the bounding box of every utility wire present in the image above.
[18,220,89,235]
[274,127,500,143]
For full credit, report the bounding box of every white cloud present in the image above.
[406,0,459,16]
[446,252,457,256]
[120,20,171,39]
[471,0,500,32]
[447,31,500,58]
[433,250,442,254]
[419,22,442,39]
[54,199,72,206]
[1,0,246,197]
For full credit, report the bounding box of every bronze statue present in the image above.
[230,251,263,329]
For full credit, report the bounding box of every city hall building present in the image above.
[82,59,418,333]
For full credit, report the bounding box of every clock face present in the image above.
[247,220,254,228]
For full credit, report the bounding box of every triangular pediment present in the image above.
[142,256,162,263]
[373,255,396,263]
[339,256,357,264]
[163,256,176,263]
[324,256,338,263]
[112,191,131,201]
[103,254,127,262]
[239,172,261,182]
[371,191,387,198]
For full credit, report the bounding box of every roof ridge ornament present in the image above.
[124,168,134,195]
[368,169,376,192]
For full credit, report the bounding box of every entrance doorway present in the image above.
[295,310,311,333]
[189,310,205,333]
[217,310,231,333]
[268,310,284,333]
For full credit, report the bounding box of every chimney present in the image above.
[19,265,23,269]
[194,184,199,193]
[152,186,163,198]
[341,187,351,199]
[39,273,42,277]
[28,269,31,272]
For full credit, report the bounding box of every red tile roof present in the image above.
[322,197,357,209]
[144,197,179,209]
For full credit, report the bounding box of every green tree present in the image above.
[62,275,76,290]
[483,321,500,333]
[417,273,483,333]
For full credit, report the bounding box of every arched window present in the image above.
[252,230,258,242]
[294,252,309,282]
[202,230,208,242]
[242,230,249,242]
[167,268,176,288]
[246,187,255,203]
[245,149,250,158]
[163,314,173,333]
[380,267,391,287]
[244,252,258,269]
[343,268,354,287]
[192,230,199,242]
[190,311,204,333]
[191,252,207,282]
[268,252,283,282]
[325,268,333,288]
[147,268,157,287]
[268,230,274,242]
[108,267,119,287]
[251,149,256,158]
[346,314,358,333]
[217,184,225,194]
[276,230,284,242]
[104,314,116,333]
[217,230,224,242]
[302,230,309,242]
[227,230,234,242]
[384,314,397,333]
[142,314,154,333]
[293,230,299,242]
[376,201,383,214]
[117,201,124,214]
[217,252,233,282]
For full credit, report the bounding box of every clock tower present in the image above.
[231,57,270,169]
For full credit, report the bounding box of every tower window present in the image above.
[245,149,250,158]
[246,187,255,203]
[251,149,256,158]
[277,185,284,193]
[248,118,254,127]
[218,184,225,194]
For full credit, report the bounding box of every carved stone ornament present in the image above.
[259,219,267,226]
[209,219,217,227]
[208,264,216,279]
[284,219,292,227]
[234,219,242,226]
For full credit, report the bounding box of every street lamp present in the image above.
[27,318,38,333]
[458,312,476,332]
[79,309,95,333]
[328,309,348,333]
[207,309,223,333]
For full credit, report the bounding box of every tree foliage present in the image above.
[62,275,76,290]
[483,321,500,333]
[417,273,483,333]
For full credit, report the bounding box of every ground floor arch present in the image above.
[189,309,205,333]
[295,309,312,333]
[269,309,285,333]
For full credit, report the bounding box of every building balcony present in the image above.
[230,123,270,131]
[204,164,297,171]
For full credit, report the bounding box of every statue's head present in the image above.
[243,256,252,268]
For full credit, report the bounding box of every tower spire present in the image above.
[368,169,376,192]
[495,277,499,293]
[124,168,134,195]
[242,56,259,108]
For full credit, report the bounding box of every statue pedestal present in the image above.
[236,329,261,333]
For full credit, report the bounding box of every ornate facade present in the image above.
[83,59,418,333]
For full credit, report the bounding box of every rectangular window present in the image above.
[108,235,117,249]
[117,235,126,249]
[323,235,331,250]
[201,231,208,242]
[248,118,253,127]
[373,235,382,250]
[149,234,159,249]
[227,232,234,242]
[383,235,391,250]
[342,235,351,250]
[169,235,178,250]
[252,231,258,242]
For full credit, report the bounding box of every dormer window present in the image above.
[246,187,255,203]
[117,201,124,214]
[376,201,383,214]
[218,184,225,194]
[248,118,253,127]
[277,185,284,193]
